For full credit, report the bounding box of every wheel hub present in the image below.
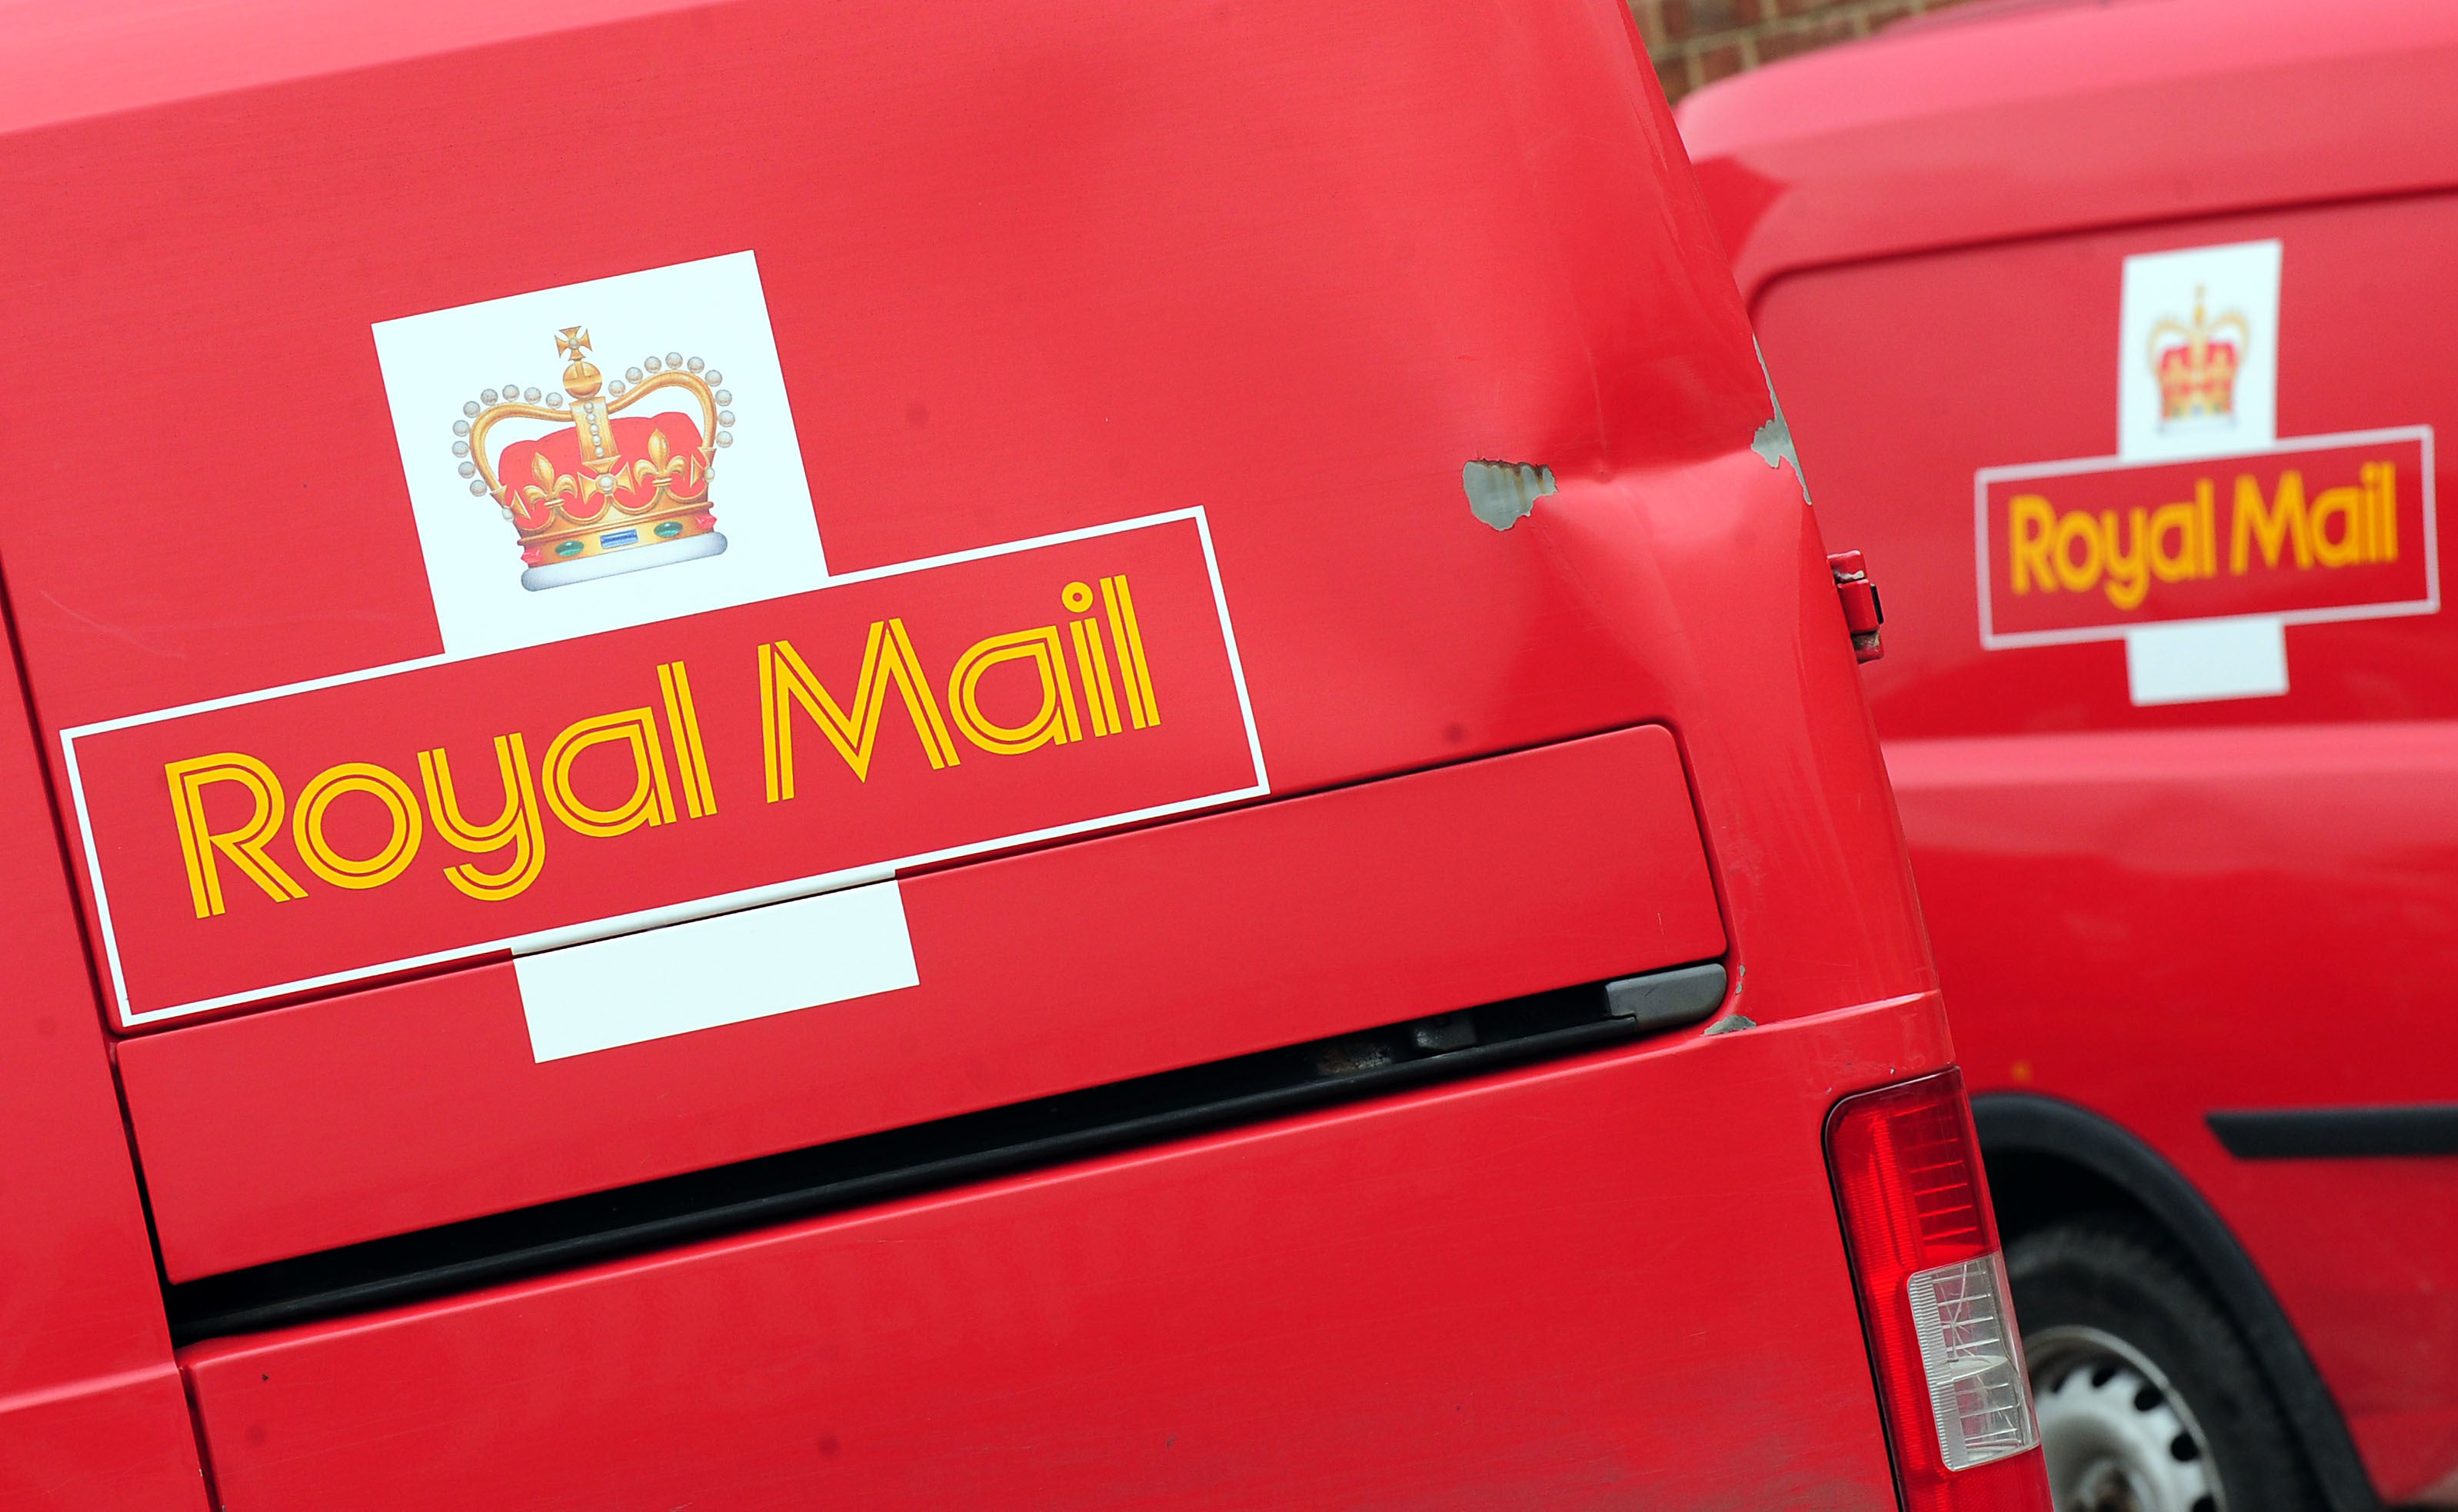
[2027,1325,2222,1512]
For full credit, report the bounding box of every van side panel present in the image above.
[1756,195,2458,1500]
[1888,730,2458,1495]
[124,726,1729,1280]
[0,614,204,1509]
[182,993,1943,1512]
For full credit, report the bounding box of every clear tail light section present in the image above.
[1907,1252,2033,1469]
[1827,1069,2052,1511]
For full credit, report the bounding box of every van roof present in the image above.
[0,0,700,137]
[1676,0,2458,305]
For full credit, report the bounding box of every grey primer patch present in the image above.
[1750,337,1812,506]
[1462,459,1555,531]
[1750,412,1797,472]
[1703,1012,1757,1037]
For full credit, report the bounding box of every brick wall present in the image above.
[1632,0,1982,103]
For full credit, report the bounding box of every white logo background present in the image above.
[2114,238,2287,704]
[373,251,828,658]
[2117,239,2282,465]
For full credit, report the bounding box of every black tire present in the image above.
[2007,1217,2323,1512]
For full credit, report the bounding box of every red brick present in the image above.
[1756,14,1861,62]
[1627,0,1672,51]
[1660,0,1763,42]
[1865,0,1951,28]
[1653,54,1694,105]
[1693,42,1748,84]
[1897,0,1996,24]
[1658,0,2001,97]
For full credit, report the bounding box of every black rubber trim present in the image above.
[2208,1104,2458,1160]
[1973,1094,2383,1512]
[1604,961,1727,1029]
[165,961,1727,1346]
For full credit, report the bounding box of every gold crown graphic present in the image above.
[455,328,734,591]
[2148,288,2249,426]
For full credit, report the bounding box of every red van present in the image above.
[1,2,2048,1508]
[1685,1,2458,1507]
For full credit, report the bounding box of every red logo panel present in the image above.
[67,513,1264,1024]
[1977,429,2436,646]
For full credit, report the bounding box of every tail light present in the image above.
[1827,1069,2051,1511]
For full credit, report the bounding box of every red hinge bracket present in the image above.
[1828,550,1883,663]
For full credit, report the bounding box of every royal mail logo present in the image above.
[1974,238,2440,708]
[458,328,733,589]
[1977,428,2438,646]
[63,251,1267,1032]
[162,567,1163,918]
[68,515,1261,1025]
[2149,288,2249,431]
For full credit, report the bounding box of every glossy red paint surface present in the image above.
[1884,728,2458,1497]
[125,724,1727,1280]
[10,0,1931,1240]
[0,0,1933,1046]
[0,614,204,1509]
[0,0,1963,1502]
[1688,1,2458,1500]
[1680,0,2458,310]
[180,993,1947,1512]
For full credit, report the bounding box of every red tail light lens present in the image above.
[1828,1069,2051,1511]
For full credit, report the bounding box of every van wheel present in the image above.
[2007,1219,2321,1512]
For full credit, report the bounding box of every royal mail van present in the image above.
[1684,1,2458,1507]
[0,2,2050,1508]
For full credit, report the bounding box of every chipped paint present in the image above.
[1462,459,1556,531]
[1703,1012,1757,1036]
[1750,414,1796,473]
[1751,339,1814,507]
